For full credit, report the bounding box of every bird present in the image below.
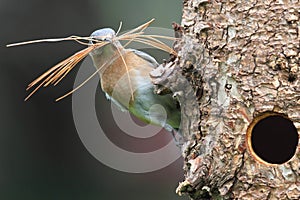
[7,19,181,133]
[89,28,181,132]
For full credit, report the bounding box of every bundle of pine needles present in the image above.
[7,19,177,101]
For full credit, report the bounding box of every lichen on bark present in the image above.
[152,0,300,199]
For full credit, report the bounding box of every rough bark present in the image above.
[152,0,300,199]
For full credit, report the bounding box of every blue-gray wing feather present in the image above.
[128,49,158,68]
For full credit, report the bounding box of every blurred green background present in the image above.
[0,0,188,200]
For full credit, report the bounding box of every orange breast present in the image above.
[100,50,153,97]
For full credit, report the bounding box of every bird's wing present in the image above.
[128,49,158,68]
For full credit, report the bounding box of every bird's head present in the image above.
[90,28,116,43]
[89,28,119,57]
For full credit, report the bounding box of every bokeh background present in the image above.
[0,0,188,200]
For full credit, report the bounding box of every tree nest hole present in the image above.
[246,112,299,165]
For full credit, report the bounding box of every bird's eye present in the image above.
[90,37,108,44]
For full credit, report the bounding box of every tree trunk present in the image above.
[152,0,300,199]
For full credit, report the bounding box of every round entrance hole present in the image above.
[246,112,299,165]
